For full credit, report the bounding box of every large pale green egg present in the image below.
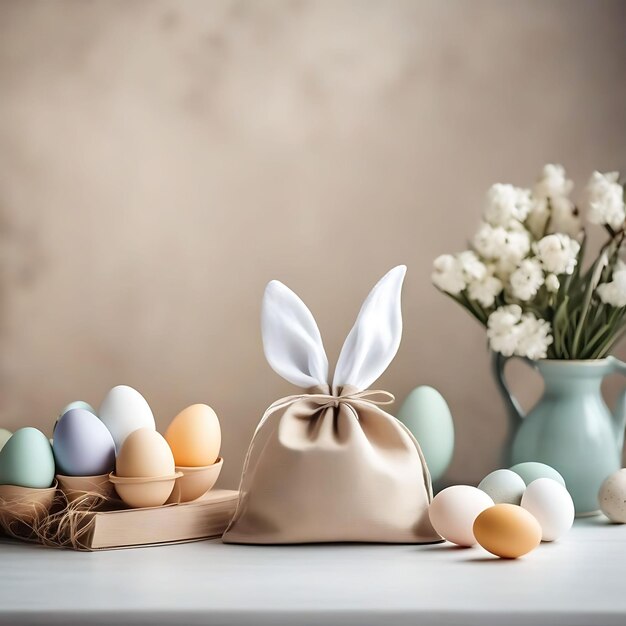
[0,427,56,488]
[0,429,11,451]
[396,386,454,483]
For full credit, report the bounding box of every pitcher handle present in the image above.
[491,352,532,427]
[607,356,626,453]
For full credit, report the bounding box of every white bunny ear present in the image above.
[262,280,329,388]
[332,265,406,391]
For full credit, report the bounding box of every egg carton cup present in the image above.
[167,457,223,504]
[109,471,183,509]
[56,473,117,507]
[0,481,58,531]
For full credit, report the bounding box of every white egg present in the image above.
[598,469,626,523]
[521,478,574,541]
[428,485,494,547]
[99,385,155,452]
[478,469,526,505]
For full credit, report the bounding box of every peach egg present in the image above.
[473,503,542,559]
[165,404,221,467]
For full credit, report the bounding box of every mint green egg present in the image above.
[396,386,454,482]
[0,428,11,451]
[0,427,55,488]
[509,461,566,487]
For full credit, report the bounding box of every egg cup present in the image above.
[108,472,183,509]
[0,481,58,531]
[56,473,116,507]
[166,457,223,504]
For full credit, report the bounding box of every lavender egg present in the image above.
[53,409,116,477]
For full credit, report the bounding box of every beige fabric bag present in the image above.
[223,266,440,544]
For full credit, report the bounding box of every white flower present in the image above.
[487,306,553,359]
[473,223,509,259]
[545,273,560,293]
[487,305,522,356]
[597,260,626,307]
[515,314,553,360]
[534,233,580,275]
[509,258,544,301]
[533,164,573,199]
[432,254,465,295]
[527,164,581,238]
[527,196,582,239]
[467,267,503,308]
[484,184,533,227]
[587,171,625,231]
[458,251,487,282]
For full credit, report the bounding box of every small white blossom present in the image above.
[527,165,581,238]
[527,196,582,239]
[533,164,573,199]
[597,260,626,308]
[515,314,553,360]
[432,254,465,295]
[473,223,509,260]
[487,305,522,356]
[467,267,503,308]
[509,258,545,301]
[587,171,625,231]
[484,184,533,227]
[458,251,487,282]
[487,306,553,359]
[534,233,580,275]
[545,273,560,293]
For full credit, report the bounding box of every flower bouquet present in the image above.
[432,165,626,360]
[431,165,626,512]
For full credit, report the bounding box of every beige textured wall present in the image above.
[0,0,625,488]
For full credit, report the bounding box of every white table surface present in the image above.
[0,516,624,626]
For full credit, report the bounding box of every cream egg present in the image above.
[428,485,494,546]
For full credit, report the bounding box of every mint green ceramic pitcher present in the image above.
[493,355,626,515]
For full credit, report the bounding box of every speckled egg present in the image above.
[599,469,626,523]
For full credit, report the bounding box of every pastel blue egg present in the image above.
[0,427,55,488]
[53,409,116,476]
[396,386,454,483]
[59,401,96,418]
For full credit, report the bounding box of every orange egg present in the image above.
[116,428,175,478]
[473,504,541,559]
[165,404,221,467]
